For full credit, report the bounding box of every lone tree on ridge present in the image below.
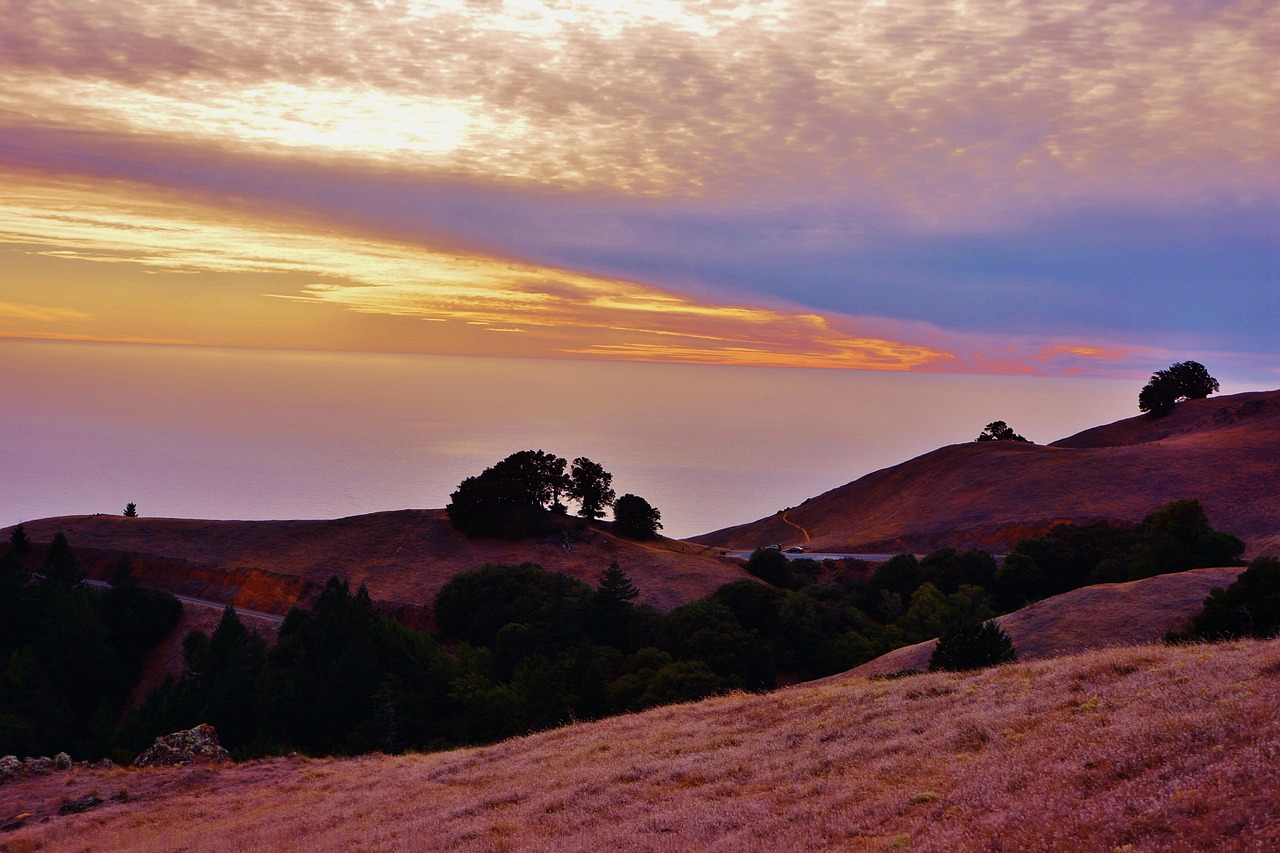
[1138,361,1219,417]
[976,421,1031,443]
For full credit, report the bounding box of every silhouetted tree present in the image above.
[8,523,30,558]
[976,421,1031,443]
[123,502,138,517]
[1138,360,1219,417]
[41,531,83,589]
[613,494,662,540]
[569,457,615,520]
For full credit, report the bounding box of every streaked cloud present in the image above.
[0,0,1274,380]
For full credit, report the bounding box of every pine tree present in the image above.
[41,531,83,589]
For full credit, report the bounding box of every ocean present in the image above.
[2,339,1139,539]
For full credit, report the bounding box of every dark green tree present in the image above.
[745,547,793,588]
[1172,557,1280,641]
[8,524,30,558]
[1138,360,1219,417]
[976,421,1031,443]
[569,457,615,520]
[613,494,662,540]
[41,531,83,589]
[123,502,138,517]
[586,562,641,650]
[928,619,1017,672]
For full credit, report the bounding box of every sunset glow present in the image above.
[0,0,1275,378]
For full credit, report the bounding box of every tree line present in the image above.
[0,494,1263,763]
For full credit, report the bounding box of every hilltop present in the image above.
[7,510,744,630]
[693,389,1280,556]
[5,634,1277,850]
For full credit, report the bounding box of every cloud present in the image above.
[2,0,1274,215]
[0,301,91,323]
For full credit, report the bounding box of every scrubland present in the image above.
[6,636,1278,851]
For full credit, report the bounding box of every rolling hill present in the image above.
[848,565,1245,678]
[6,511,745,630]
[5,634,1277,850]
[692,389,1280,557]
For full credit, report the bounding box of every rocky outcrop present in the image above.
[133,723,231,767]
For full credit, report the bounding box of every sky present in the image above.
[1,0,1277,384]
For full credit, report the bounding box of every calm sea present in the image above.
[2,340,1139,539]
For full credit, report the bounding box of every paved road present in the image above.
[720,550,908,562]
[83,579,286,623]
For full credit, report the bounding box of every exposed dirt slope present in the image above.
[693,389,1280,556]
[6,637,1278,850]
[848,566,1244,678]
[7,511,744,630]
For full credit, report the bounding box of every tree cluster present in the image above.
[976,421,1031,443]
[446,451,658,541]
[1138,360,1219,417]
[0,528,181,761]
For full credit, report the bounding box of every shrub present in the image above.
[928,619,1017,672]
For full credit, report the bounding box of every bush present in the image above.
[928,619,1017,672]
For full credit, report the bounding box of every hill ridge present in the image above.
[692,389,1280,556]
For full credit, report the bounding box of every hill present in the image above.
[692,389,1280,556]
[6,511,745,630]
[849,565,1244,678]
[4,636,1277,850]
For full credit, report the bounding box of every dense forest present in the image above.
[0,497,1266,762]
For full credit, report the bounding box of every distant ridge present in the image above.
[692,389,1280,556]
[5,510,745,630]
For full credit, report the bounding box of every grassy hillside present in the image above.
[850,566,1244,677]
[5,637,1278,850]
[7,510,745,630]
[693,389,1280,556]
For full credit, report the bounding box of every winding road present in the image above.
[83,579,286,623]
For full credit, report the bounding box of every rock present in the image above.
[133,723,231,768]
[58,795,103,815]
[0,755,21,782]
[52,752,72,770]
[89,758,117,771]
[22,756,50,774]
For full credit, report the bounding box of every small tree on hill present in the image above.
[613,494,662,540]
[1138,360,1219,417]
[123,502,138,517]
[976,421,1031,443]
[928,619,1017,672]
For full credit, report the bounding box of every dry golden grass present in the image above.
[5,637,1279,851]
[696,389,1280,556]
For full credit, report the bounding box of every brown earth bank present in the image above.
[5,511,747,631]
[3,636,1277,851]
[692,389,1280,557]
[848,566,1245,678]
